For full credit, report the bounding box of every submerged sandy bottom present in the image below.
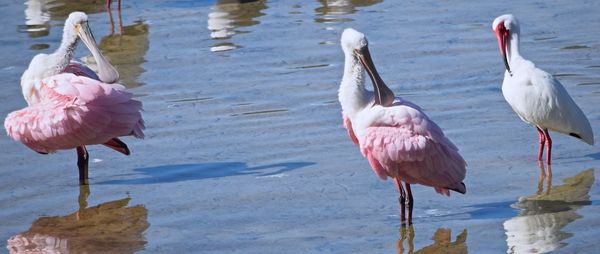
[1,0,600,253]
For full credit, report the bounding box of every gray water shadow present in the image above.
[585,152,600,160]
[464,201,519,220]
[97,162,315,185]
[462,199,599,221]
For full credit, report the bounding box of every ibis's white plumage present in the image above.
[501,62,594,145]
[493,14,594,146]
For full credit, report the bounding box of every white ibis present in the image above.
[492,14,594,165]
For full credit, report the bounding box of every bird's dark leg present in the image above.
[395,178,406,225]
[536,127,546,161]
[105,0,112,10]
[117,0,122,11]
[405,182,414,225]
[76,146,89,185]
[543,129,552,165]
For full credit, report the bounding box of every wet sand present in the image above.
[1,0,600,253]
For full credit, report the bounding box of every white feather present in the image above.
[494,14,594,145]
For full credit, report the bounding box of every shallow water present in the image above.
[1,0,600,253]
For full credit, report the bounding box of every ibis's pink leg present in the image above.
[536,127,546,161]
[117,0,121,11]
[395,178,406,224]
[76,146,89,185]
[405,182,413,225]
[543,129,552,165]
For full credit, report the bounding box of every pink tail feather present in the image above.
[448,182,466,194]
[103,137,130,155]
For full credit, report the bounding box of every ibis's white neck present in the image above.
[21,29,78,105]
[338,51,372,118]
[507,29,523,67]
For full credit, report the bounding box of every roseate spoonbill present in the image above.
[4,12,144,185]
[492,14,594,165]
[339,28,467,224]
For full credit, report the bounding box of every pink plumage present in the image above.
[352,101,466,195]
[63,61,100,80]
[4,11,144,184]
[4,73,144,154]
[342,113,359,145]
[339,28,466,224]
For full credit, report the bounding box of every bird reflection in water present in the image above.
[106,2,124,36]
[6,185,149,254]
[504,166,594,254]
[81,15,150,88]
[207,0,267,52]
[315,0,383,23]
[397,226,468,254]
[21,0,108,38]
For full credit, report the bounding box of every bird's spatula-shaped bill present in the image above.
[76,21,120,83]
[355,46,395,107]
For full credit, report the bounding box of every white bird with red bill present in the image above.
[492,14,594,165]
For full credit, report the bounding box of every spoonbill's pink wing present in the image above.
[359,104,466,195]
[63,60,100,80]
[342,112,359,145]
[4,73,144,154]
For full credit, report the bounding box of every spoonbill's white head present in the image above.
[66,11,119,83]
[63,12,89,40]
[492,14,519,75]
[340,28,394,106]
[66,12,89,26]
[341,28,368,54]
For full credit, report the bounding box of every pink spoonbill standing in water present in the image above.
[492,14,594,165]
[4,12,144,185]
[338,28,467,224]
